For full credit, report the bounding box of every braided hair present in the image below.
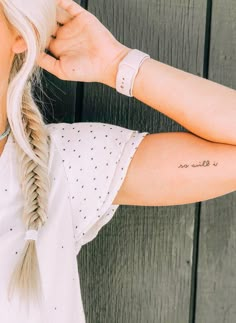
[0,0,57,307]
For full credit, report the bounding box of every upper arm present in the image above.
[112,132,236,206]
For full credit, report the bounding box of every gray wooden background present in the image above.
[39,0,236,322]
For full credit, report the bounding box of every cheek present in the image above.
[0,48,13,80]
[0,27,15,81]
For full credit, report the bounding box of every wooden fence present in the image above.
[40,0,236,322]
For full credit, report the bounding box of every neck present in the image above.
[0,136,8,157]
[0,101,9,156]
[0,92,7,132]
[0,123,8,155]
[0,119,8,133]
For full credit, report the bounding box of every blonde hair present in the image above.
[0,0,57,307]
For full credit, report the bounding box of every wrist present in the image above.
[101,45,132,88]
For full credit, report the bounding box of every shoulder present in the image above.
[45,121,133,133]
[46,122,139,146]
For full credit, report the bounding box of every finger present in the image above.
[57,0,87,18]
[55,1,87,34]
[37,52,61,78]
[50,22,62,39]
[56,5,73,25]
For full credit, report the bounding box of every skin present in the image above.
[0,6,26,155]
[1,0,236,206]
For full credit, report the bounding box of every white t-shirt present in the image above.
[0,121,149,323]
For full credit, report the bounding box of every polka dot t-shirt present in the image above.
[0,121,149,323]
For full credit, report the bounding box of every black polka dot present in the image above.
[47,122,148,247]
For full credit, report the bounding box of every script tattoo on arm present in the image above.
[178,160,219,169]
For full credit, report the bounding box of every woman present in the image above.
[0,0,235,322]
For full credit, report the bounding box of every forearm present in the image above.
[103,46,236,145]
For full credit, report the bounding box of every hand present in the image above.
[37,0,131,86]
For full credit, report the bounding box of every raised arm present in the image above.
[38,0,236,147]
[37,0,236,206]
[103,46,236,146]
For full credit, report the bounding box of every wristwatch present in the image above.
[116,49,150,97]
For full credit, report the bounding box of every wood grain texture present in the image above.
[76,1,207,322]
[37,68,77,124]
[195,1,236,322]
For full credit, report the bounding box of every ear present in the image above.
[12,35,27,54]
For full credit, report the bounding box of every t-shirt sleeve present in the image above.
[49,122,149,252]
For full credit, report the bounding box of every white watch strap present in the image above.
[116,49,150,97]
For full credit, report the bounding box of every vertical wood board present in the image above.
[196,1,236,322]
[77,0,207,322]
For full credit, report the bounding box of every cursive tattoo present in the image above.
[178,160,218,169]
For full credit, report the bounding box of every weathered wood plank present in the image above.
[77,1,207,322]
[196,1,236,322]
[37,69,77,124]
